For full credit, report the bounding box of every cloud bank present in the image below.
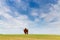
[0,0,60,34]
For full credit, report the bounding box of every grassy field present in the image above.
[0,34,60,40]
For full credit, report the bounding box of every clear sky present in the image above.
[0,0,60,34]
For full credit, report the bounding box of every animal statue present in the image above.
[24,28,28,34]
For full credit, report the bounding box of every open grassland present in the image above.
[0,34,60,40]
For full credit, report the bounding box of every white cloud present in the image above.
[0,0,33,34]
[39,13,48,18]
[0,10,30,29]
[41,0,60,34]
[17,15,28,20]
[29,0,60,34]
[0,0,60,34]
[44,0,60,22]
[34,18,40,22]
[29,27,58,34]
[31,9,39,16]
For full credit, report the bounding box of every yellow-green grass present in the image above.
[0,34,60,40]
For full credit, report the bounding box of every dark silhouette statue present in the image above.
[24,28,28,34]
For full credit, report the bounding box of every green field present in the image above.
[0,34,60,40]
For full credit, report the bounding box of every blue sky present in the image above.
[0,0,60,34]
